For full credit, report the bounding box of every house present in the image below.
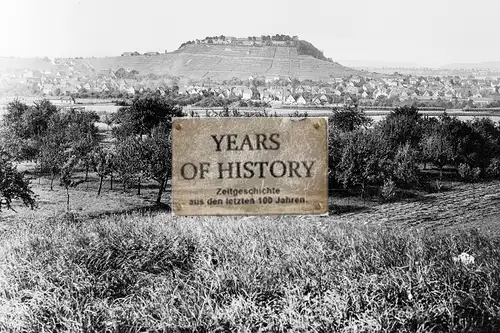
[444,90,454,99]
[242,88,253,100]
[23,69,34,78]
[261,89,272,101]
[311,96,322,105]
[285,95,296,104]
[346,86,359,95]
[274,90,283,101]
[186,87,198,95]
[373,88,388,99]
[296,95,307,105]
[388,89,400,98]
[157,87,166,96]
[232,87,244,97]
[221,87,231,97]
[124,86,136,95]
[471,97,493,106]
[273,41,287,46]
[60,96,75,104]
[350,76,361,84]
[42,84,54,95]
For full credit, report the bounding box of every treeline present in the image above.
[360,96,479,109]
[328,106,500,200]
[1,96,500,212]
[296,40,333,62]
[0,96,183,211]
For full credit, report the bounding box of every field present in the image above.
[1,171,500,331]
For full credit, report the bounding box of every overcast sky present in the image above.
[1,0,499,67]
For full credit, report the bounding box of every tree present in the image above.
[92,147,115,196]
[0,150,36,212]
[38,113,69,190]
[2,99,58,161]
[330,106,373,132]
[114,136,144,193]
[112,95,183,138]
[59,155,80,212]
[420,132,454,178]
[378,105,422,151]
[467,118,500,171]
[487,158,500,178]
[142,124,173,205]
[393,143,419,187]
[336,130,391,199]
[62,109,100,181]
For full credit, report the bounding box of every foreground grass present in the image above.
[1,213,500,332]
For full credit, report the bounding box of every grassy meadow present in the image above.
[1,176,500,332]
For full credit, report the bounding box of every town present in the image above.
[2,61,500,109]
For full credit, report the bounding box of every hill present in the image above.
[0,44,366,83]
[85,44,365,81]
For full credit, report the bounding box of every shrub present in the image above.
[487,158,500,178]
[458,163,481,182]
[381,178,397,202]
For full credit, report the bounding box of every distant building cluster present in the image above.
[179,35,300,48]
[1,56,500,108]
[177,75,500,107]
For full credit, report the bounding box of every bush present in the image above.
[381,178,397,202]
[458,163,481,182]
[487,158,500,178]
[0,150,36,211]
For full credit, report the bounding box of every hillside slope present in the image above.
[0,44,366,82]
[86,44,363,81]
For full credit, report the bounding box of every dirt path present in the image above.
[335,180,500,233]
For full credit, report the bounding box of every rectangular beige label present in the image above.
[172,117,328,215]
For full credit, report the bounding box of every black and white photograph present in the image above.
[1,0,500,331]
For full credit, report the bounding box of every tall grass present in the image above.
[1,214,499,332]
